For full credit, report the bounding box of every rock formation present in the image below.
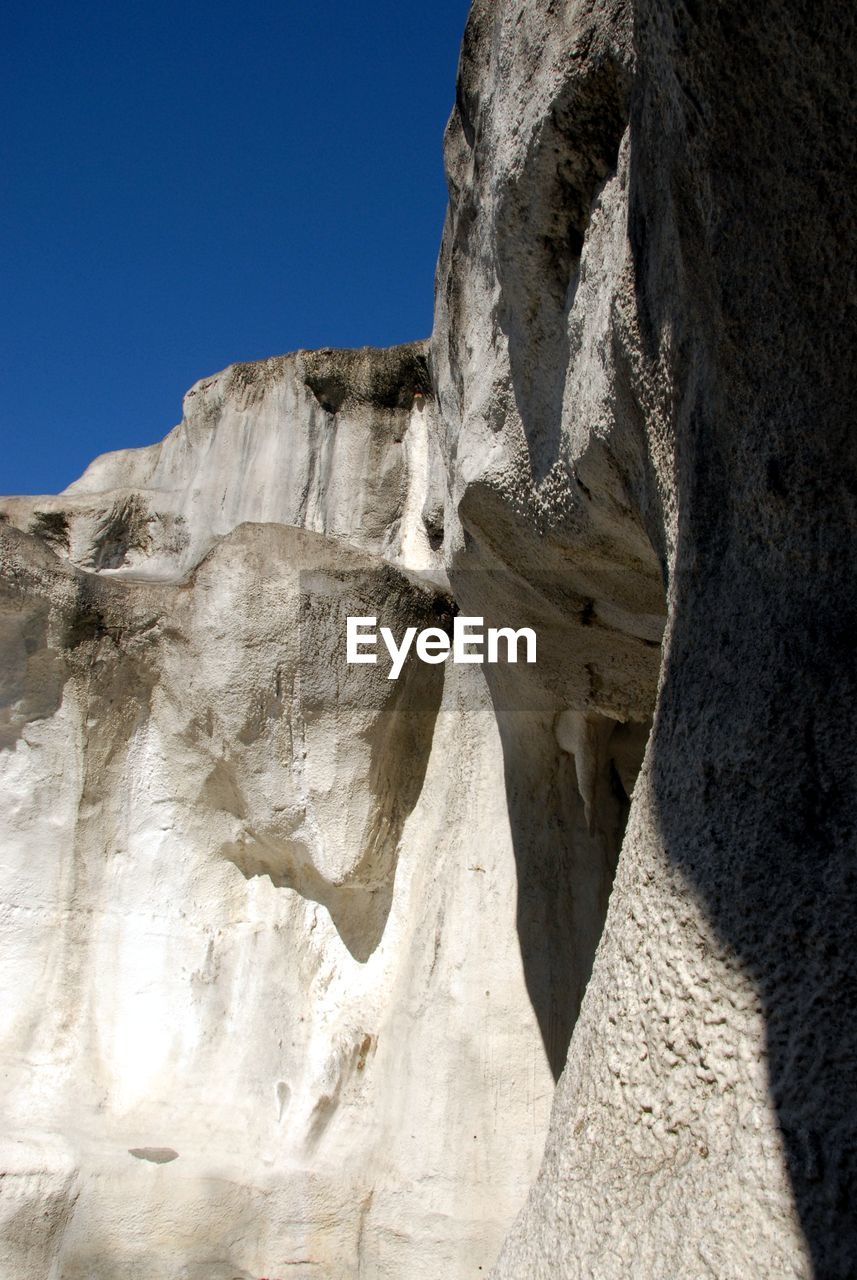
[436,2,857,1276]
[0,344,558,1278]
[1,0,855,1277]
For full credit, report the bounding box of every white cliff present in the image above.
[2,0,856,1276]
[2,343,443,585]
[0,346,553,1278]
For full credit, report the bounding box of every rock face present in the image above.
[2,343,441,584]
[435,1,857,1277]
[0,350,554,1278]
[2,0,856,1277]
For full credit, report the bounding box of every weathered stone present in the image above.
[0,351,552,1277]
[432,2,856,1276]
[2,0,855,1276]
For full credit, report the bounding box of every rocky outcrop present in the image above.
[435,1,857,1277]
[2,342,442,584]
[2,1,855,1277]
[0,347,554,1277]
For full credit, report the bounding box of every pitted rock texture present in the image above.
[432,1,856,1277]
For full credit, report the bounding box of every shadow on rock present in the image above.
[630,0,857,1266]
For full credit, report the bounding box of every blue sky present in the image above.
[1,1,470,495]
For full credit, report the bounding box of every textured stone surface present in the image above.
[2,342,443,585]
[0,351,553,1277]
[2,0,856,1276]
[433,1,856,1277]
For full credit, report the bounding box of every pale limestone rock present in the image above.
[0,351,553,1277]
[2,0,855,1276]
[433,1,856,1277]
[2,342,444,586]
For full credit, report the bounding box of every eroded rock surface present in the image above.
[434,1,856,1277]
[0,347,554,1277]
[2,1,856,1277]
[2,342,443,585]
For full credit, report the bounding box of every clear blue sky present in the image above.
[1,1,470,496]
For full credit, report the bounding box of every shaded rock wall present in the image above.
[432,1,856,1277]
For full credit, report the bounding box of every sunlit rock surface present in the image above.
[0,346,553,1278]
[2,0,856,1276]
[2,342,442,585]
